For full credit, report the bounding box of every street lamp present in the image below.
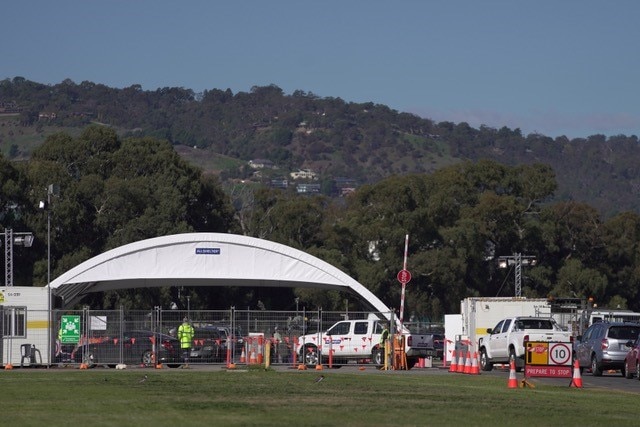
[39,183,59,366]
[498,253,537,297]
[1,229,34,286]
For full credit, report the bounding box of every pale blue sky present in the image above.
[2,1,638,139]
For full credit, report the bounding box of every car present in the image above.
[623,334,640,379]
[574,321,640,376]
[73,330,181,368]
[190,325,244,363]
[190,327,225,362]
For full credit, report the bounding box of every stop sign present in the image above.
[397,269,411,284]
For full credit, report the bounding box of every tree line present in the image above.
[2,125,640,320]
[3,77,640,217]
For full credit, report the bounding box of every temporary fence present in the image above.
[2,306,443,368]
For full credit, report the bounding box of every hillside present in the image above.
[1,78,639,217]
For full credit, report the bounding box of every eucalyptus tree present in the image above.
[599,211,640,310]
[320,160,559,317]
[22,125,237,309]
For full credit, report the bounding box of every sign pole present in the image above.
[398,234,410,332]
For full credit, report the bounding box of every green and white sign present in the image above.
[60,315,81,344]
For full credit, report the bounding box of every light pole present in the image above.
[1,229,34,286]
[39,183,59,366]
[498,253,537,297]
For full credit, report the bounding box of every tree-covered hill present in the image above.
[1,77,638,217]
[3,123,640,316]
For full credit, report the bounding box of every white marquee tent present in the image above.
[49,233,391,312]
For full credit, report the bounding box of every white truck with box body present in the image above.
[296,315,436,369]
[478,316,571,371]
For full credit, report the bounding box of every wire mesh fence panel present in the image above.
[42,308,437,369]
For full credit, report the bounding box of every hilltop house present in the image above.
[290,169,318,180]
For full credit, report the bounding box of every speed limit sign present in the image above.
[549,342,571,366]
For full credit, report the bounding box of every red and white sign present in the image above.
[549,342,571,366]
[525,365,572,378]
[524,341,573,379]
[397,269,411,284]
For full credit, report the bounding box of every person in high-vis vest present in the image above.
[55,323,63,359]
[178,317,195,368]
[380,323,390,359]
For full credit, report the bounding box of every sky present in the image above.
[2,1,639,139]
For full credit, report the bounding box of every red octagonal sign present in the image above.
[397,269,411,284]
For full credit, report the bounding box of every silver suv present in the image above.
[574,322,640,376]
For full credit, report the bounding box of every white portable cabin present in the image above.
[460,297,551,349]
[1,286,51,367]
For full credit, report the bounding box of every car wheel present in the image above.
[591,355,602,376]
[479,348,493,372]
[625,360,633,379]
[621,364,627,378]
[406,357,418,370]
[371,348,383,366]
[142,350,154,366]
[83,352,95,368]
[302,345,319,367]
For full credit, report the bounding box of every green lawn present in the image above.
[1,367,636,426]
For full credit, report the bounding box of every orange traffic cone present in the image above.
[456,351,465,373]
[240,346,246,364]
[570,359,583,388]
[463,350,472,374]
[249,349,257,364]
[449,350,458,373]
[507,357,518,388]
[470,352,480,375]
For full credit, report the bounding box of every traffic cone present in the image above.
[249,349,257,364]
[470,352,480,375]
[240,346,246,364]
[456,351,465,373]
[570,359,583,388]
[463,350,472,374]
[449,350,457,373]
[507,357,518,389]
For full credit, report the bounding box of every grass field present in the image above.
[1,367,637,426]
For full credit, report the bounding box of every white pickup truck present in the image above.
[478,316,571,372]
[296,317,436,369]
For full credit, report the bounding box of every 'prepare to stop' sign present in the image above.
[397,269,411,284]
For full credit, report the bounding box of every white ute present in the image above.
[478,316,571,372]
[296,316,435,369]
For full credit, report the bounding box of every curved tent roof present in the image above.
[49,233,391,312]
